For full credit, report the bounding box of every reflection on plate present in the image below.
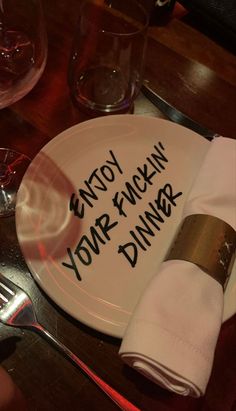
[15,115,236,337]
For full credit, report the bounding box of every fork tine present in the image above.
[0,272,18,294]
[0,291,9,303]
[0,281,15,296]
[0,276,15,305]
[0,272,37,328]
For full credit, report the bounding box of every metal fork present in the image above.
[0,273,139,411]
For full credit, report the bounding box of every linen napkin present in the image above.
[119,136,236,397]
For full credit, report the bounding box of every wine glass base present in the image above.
[0,188,16,217]
[0,149,31,218]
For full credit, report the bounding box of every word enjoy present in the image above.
[69,150,122,219]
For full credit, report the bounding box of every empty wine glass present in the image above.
[0,0,47,217]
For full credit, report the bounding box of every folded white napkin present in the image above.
[119,136,236,397]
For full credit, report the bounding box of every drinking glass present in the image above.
[0,0,47,217]
[68,0,149,116]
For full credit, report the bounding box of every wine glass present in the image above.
[0,0,47,217]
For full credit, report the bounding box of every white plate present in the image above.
[15,115,236,337]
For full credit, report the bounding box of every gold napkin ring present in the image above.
[165,214,236,289]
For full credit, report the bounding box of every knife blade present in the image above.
[142,81,219,140]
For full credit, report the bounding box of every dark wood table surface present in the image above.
[0,1,236,410]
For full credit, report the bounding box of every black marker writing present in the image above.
[113,142,168,217]
[118,183,182,267]
[62,213,118,281]
[69,150,123,219]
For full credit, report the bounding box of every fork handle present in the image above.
[33,324,140,411]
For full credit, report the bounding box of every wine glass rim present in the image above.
[82,0,149,37]
[0,148,31,162]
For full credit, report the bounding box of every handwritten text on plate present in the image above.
[62,142,182,280]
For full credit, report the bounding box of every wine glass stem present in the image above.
[0,162,12,187]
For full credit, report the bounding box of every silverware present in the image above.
[142,81,219,140]
[0,273,139,411]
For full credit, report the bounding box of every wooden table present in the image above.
[0,1,236,410]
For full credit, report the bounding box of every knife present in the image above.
[142,81,219,140]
